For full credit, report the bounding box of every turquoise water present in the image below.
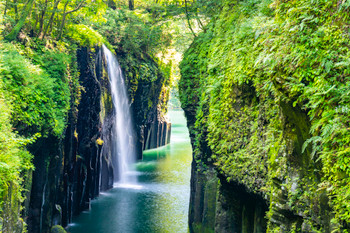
[68,111,192,233]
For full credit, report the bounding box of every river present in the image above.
[68,110,192,233]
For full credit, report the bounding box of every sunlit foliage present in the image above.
[0,0,181,230]
[180,0,350,231]
[0,42,72,136]
[3,0,108,41]
[0,3,34,230]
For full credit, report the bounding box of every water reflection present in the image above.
[68,111,192,233]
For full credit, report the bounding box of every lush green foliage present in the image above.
[93,7,172,106]
[51,225,67,233]
[180,0,350,231]
[0,45,34,232]
[1,1,83,229]
[0,1,178,230]
[3,0,108,41]
[67,24,111,48]
[0,42,72,136]
[0,38,77,231]
[0,2,30,230]
[96,8,172,57]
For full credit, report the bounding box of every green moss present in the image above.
[0,42,74,137]
[100,91,113,123]
[192,223,215,233]
[180,0,350,230]
[51,225,67,233]
[0,74,33,233]
[68,24,112,49]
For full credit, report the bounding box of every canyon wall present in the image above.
[26,46,170,232]
[179,0,350,232]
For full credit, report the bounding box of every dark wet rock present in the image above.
[26,46,170,232]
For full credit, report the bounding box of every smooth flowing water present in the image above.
[103,45,137,184]
[68,111,192,233]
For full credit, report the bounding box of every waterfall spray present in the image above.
[102,45,137,184]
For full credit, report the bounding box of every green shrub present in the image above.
[0,42,71,136]
[51,225,67,233]
[96,8,172,58]
[0,79,33,233]
[67,24,112,49]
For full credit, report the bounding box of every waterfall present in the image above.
[102,45,137,184]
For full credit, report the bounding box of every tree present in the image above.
[37,0,49,37]
[108,0,116,9]
[56,0,86,40]
[5,0,35,41]
[129,0,134,10]
[41,0,60,39]
[184,0,196,37]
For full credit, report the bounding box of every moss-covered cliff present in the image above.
[95,8,172,154]
[0,5,171,232]
[0,38,76,232]
[179,0,350,232]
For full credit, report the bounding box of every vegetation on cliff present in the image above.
[0,76,34,232]
[0,0,182,231]
[7,0,350,231]
[180,0,350,231]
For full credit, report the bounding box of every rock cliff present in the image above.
[179,0,350,232]
[26,46,170,232]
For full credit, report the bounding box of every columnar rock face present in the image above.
[27,136,63,233]
[27,47,110,233]
[182,103,268,233]
[142,108,171,150]
[131,57,171,157]
[26,46,171,232]
[59,47,113,227]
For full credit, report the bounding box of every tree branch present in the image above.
[65,0,86,15]
[184,0,196,37]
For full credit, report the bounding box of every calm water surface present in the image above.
[68,111,192,233]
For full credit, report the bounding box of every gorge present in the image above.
[1,0,350,233]
[26,44,172,232]
[68,110,191,233]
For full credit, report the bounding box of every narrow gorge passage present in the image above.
[68,110,192,233]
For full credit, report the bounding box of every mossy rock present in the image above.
[192,223,215,233]
[51,225,67,233]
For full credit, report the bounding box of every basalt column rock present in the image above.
[59,47,115,228]
[26,45,171,232]
[131,59,171,157]
[142,106,171,150]
[27,47,116,233]
[186,133,268,233]
[27,136,62,233]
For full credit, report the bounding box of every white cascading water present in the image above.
[102,45,137,185]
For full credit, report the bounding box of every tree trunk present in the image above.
[30,2,38,37]
[184,0,196,37]
[41,0,60,39]
[195,10,205,31]
[33,2,40,31]
[14,0,18,21]
[56,0,85,41]
[128,0,134,10]
[56,1,69,41]
[4,0,9,16]
[38,0,49,36]
[57,14,67,41]
[5,0,35,41]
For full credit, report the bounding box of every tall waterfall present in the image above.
[103,45,137,184]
